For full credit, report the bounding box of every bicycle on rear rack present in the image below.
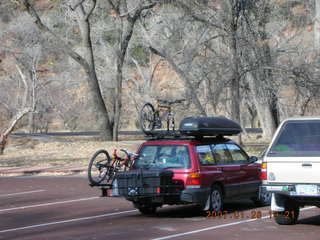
[139,98,185,134]
[88,149,137,186]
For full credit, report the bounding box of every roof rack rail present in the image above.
[144,130,182,139]
[143,117,242,139]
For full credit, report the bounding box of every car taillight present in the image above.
[186,172,201,188]
[260,162,267,180]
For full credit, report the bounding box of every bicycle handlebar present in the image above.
[157,98,186,105]
[173,99,186,104]
[120,149,139,158]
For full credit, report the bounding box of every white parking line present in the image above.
[0,209,138,233]
[152,206,316,240]
[0,197,99,213]
[0,190,46,197]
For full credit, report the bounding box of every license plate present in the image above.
[266,186,284,191]
[296,185,318,196]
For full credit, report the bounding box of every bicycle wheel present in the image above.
[139,103,156,133]
[88,150,112,185]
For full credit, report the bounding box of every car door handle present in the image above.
[302,163,312,167]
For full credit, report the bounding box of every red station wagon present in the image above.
[113,117,270,214]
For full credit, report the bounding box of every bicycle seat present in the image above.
[157,99,170,105]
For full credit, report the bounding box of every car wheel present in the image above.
[253,189,271,206]
[274,200,300,225]
[206,185,223,212]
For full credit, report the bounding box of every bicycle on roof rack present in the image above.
[88,148,137,186]
[139,98,186,134]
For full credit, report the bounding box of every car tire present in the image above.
[274,200,300,225]
[253,189,271,206]
[206,185,223,212]
[138,206,157,215]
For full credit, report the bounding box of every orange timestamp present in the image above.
[205,210,296,219]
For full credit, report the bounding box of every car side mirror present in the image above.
[249,156,258,163]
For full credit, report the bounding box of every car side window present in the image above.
[212,144,232,164]
[196,145,215,165]
[226,144,248,163]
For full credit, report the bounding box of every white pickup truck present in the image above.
[261,117,320,225]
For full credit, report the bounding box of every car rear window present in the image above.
[134,145,191,169]
[197,145,215,165]
[268,120,320,157]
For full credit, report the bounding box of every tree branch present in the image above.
[85,0,96,21]
[70,0,86,11]
[132,3,156,21]
[15,64,29,108]
[120,2,140,17]
[107,0,119,14]
[176,0,227,33]
[21,0,90,71]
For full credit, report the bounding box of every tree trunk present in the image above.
[0,107,31,155]
[74,3,113,140]
[229,21,242,144]
[247,73,277,139]
[28,112,34,133]
[113,16,136,141]
[0,134,7,155]
[110,1,157,141]
[205,77,218,115]
[113,56,124,141]
[315,0,320,51]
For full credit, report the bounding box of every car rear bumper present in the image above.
[261,185,320,211]
[261,184,320,197]
[180,187,210,205]
[122,188,211,206]
[261,184,320,207]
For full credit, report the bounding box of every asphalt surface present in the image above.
[0,176,319,240]
[11,128,264,138]
[0,166,87,176]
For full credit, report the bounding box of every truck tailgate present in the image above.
[267,157,320,183]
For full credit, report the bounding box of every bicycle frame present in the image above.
[111,149,131,171]
[154,101,175,131]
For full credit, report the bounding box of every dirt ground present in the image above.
[0,135,266,168]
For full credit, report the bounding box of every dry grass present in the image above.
[0,134,268,169]
[0,137,142,168]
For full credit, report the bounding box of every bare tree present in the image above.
[105,0,157,140]
[21,0,113,139]
[238,0,278,139]
[0,64,34,154]
[173,1,246,127]
[239,0,316,138]
[20,0,160,140]
[138,4,210,116]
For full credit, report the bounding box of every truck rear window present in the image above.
[134,145,191,169]
[268,120,320,157]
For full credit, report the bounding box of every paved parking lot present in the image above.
[0,176,319,240]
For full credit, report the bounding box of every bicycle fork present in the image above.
[166,112,175,131]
